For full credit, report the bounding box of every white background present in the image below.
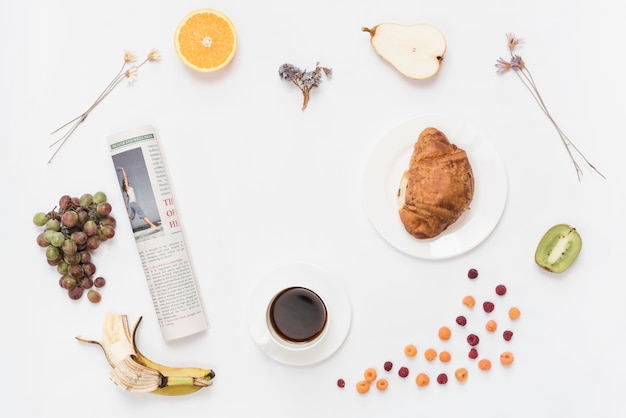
[1,1,625,416]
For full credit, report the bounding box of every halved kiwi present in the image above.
[535,224,582,273]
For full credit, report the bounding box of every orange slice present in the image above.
[174,8,238,72]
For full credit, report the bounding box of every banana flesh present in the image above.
[76,313,215,396]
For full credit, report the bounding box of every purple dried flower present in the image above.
[279,62,332,110]
[506,33,524,51]
[510,55,525,70]
[495,57,511,74]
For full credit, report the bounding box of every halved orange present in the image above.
[174,8,238,72]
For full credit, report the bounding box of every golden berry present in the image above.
[478,359,492,371]
[500,351,514,366]
[424,348,437,361]
[438,326,451,340]
[463,295,476,308]
[509,307,521,320]
[455,367,468,382]
[404,344,417,357]
[415,373,430,387]
[363,368,377,382]
[439,351,451,363]
[376,378,389,391]
[356,380,370,394]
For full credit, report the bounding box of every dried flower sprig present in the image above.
[495,33,604,180]
[48,49,162,163]
[278,62,332,111]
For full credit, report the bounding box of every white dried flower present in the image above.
[147,49,162,62]
[124,50,137,63]
[125,67,139,83]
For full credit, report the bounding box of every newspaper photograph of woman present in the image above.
[113,148,163,241]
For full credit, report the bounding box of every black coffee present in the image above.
[269,287,327,343]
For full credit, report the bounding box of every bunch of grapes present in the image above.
[33,192,116,303]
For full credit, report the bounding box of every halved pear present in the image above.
[362,23,446,80]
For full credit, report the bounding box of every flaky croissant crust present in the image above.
[398,127,474,239]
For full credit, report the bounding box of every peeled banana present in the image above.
[76,313,215,396]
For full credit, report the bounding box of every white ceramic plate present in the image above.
[247,262,351,366]
[362,114,507,259]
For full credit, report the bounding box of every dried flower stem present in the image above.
[48,49,161,163]
[496,34,604,181]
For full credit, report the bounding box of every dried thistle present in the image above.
[278,62,332,110]
[48,49,162,163]
[495,34,604,181]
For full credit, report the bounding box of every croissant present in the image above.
[397,127,474,239]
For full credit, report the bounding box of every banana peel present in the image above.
[76,313,214,396]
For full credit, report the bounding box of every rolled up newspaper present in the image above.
[107,125,208,341]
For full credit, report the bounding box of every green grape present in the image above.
[50,231,65,247]
[79,193,93,207]
[43,229,56,243]
[56,261,69,275]
[45,219,61,232]
[93,191,107,204]
[46,246,60,261]
[33,212,48,226]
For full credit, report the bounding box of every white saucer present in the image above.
[247,262,351,366]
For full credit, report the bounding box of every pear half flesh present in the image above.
[362,23,446,80]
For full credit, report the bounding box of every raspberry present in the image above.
[383,361,393,371]
[468,348,478,359]
[503,330,514,341]
[398,367,409,378]
[483,301,495,313]
[495,284,507,296]
[337,378,345,388]
[467,333,480,346]
[437,373,448,384]
[456,315,467,326]
[467,268,479,279]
